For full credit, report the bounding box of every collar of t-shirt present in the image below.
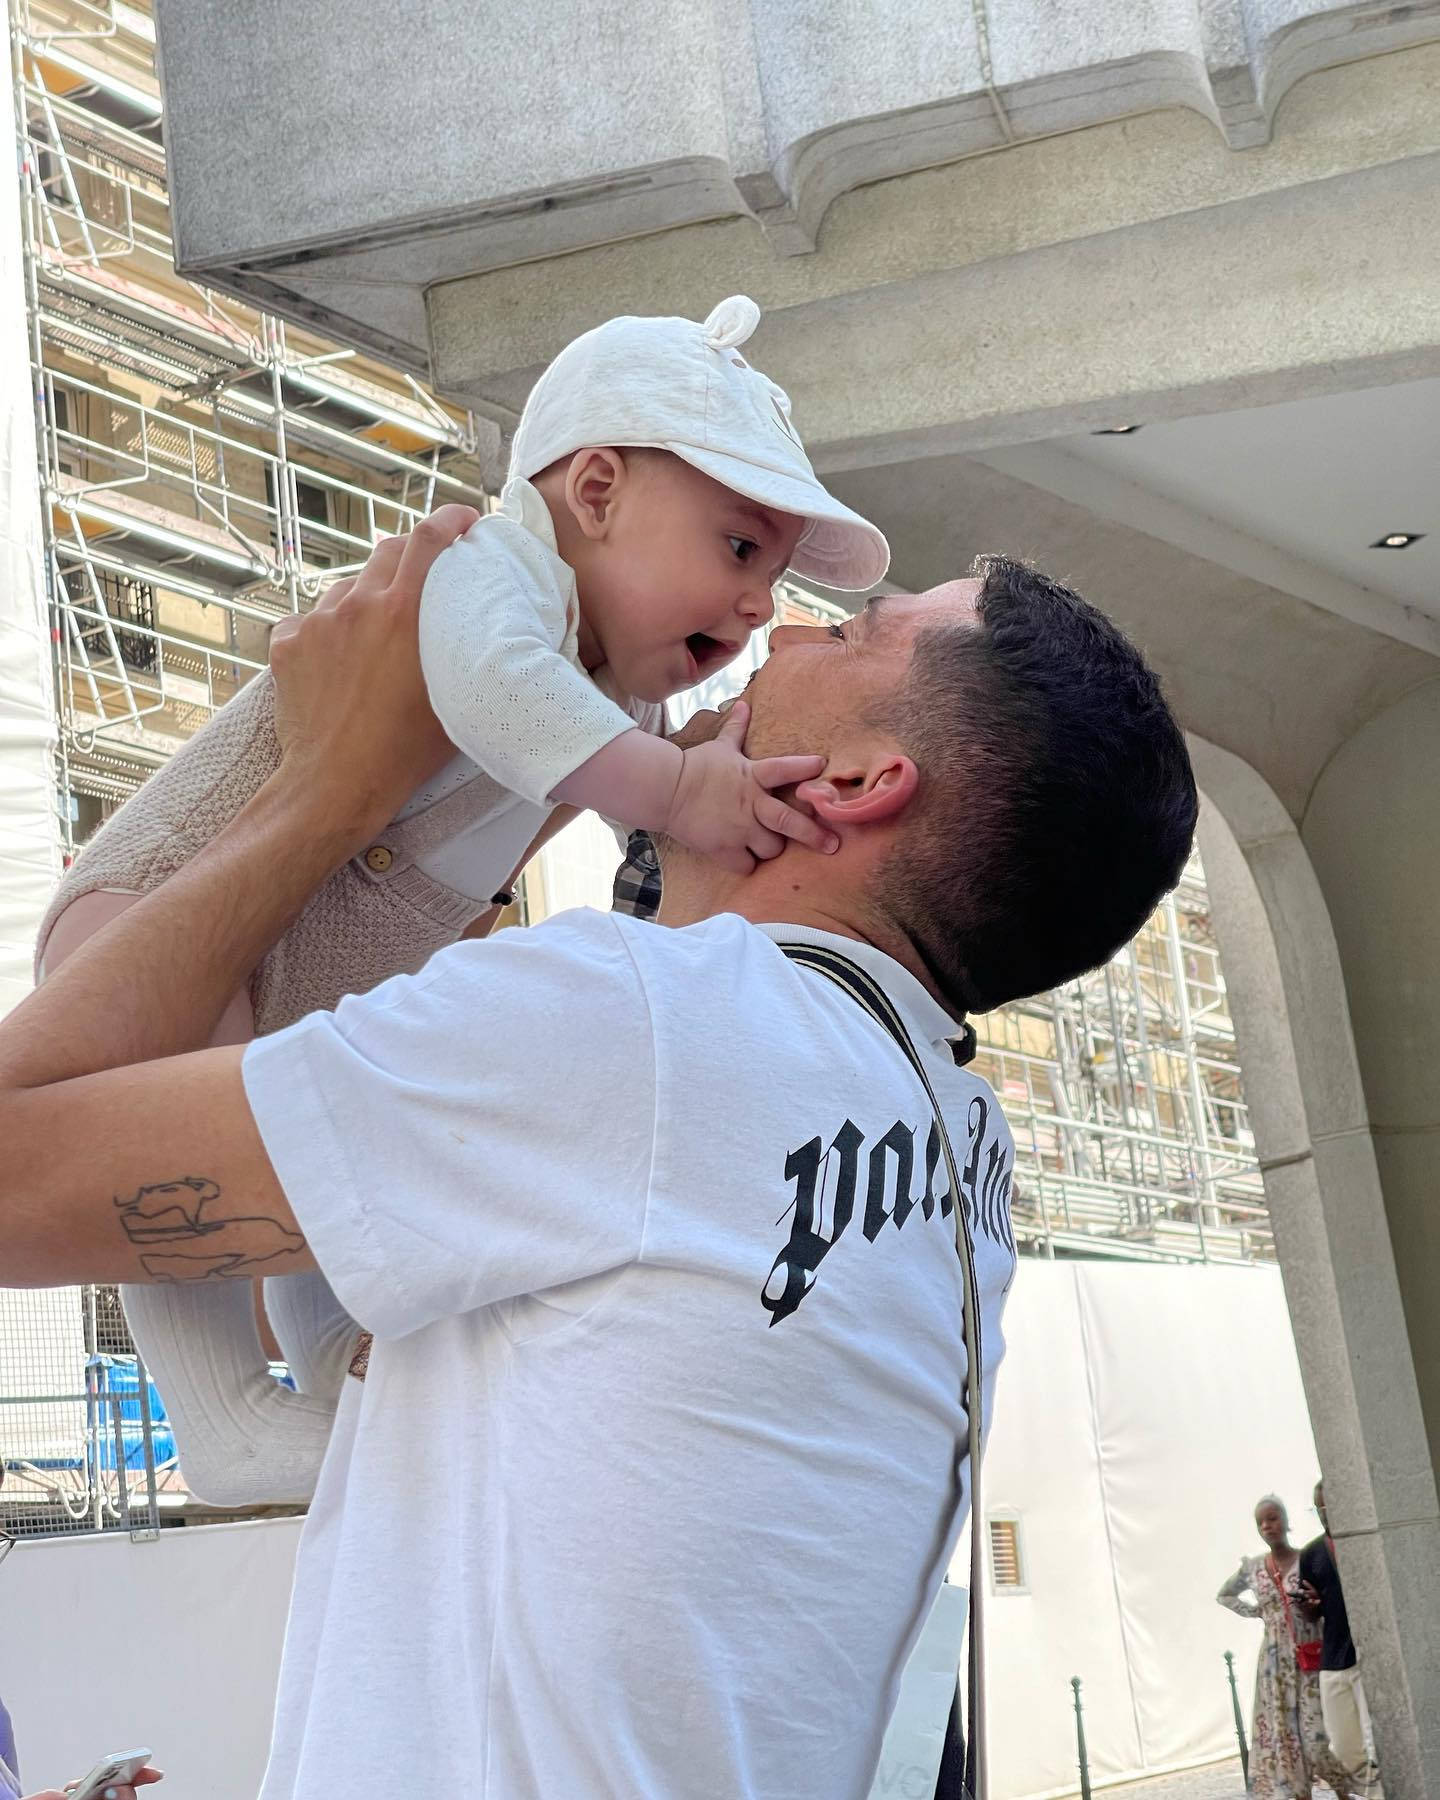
[752,921,964,1054]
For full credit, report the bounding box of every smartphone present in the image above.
[66,1749,153,1800]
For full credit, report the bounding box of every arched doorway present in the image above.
[1192,737,1440,1795]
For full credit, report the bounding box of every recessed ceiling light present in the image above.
[1370,532,1425,549]
[1092,425,1142,435]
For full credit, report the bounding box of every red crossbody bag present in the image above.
[1269,1554,1323,1672]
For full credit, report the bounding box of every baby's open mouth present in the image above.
[685,632,733,676]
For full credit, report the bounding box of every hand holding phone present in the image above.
[64,1750,155,1800]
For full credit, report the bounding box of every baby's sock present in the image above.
[121,1280,340,1506]
[262,1272,359,1398]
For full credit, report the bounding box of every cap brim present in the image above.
[664,442,891,592]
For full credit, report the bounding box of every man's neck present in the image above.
[656,851,958,1018]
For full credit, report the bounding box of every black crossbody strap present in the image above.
[777,943,987,1800]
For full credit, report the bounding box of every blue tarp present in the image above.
[89,1354,177,1472]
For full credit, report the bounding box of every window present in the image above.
[50,386,84,477]
[988,1515,1027,1593]
[266,467,339,568]
[68,568,158,675]
[30,125,67,205]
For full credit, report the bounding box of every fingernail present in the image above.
[825,835,840,853]
[104,1788,118,1798]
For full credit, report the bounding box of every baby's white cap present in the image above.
[508,295,890,592]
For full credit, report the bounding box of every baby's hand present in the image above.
[668,702,838,874]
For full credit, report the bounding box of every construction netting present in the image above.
[0,1286,171,1541]
[0,47,61,1020]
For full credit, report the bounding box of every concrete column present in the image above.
[1193,745,1440,1799]
[0,54,61,1018]
[1301,682,1440,1457]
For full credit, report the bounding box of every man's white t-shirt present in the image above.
[241,910,1018,1800]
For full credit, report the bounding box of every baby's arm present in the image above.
[552,704,836,875]
[39,890,345,1505]
[421,518,834,872]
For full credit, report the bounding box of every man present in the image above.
[1301,1480,1374,1780]
[0,514,1196,1797]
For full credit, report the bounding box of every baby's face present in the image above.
[576,452,806,703]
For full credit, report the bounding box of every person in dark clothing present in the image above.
[1299,1480,1375,1780]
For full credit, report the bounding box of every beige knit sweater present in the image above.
[36,671,520,1033]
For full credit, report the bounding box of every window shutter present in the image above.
[988,1516,1024,1590]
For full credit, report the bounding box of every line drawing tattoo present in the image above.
[114,1175,305,1281]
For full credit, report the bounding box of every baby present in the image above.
[36,294,889,1504]
[418,291,891,890]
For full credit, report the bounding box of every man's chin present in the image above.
[667,699,737,751]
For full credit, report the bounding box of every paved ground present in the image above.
[1098,1758,1247,1800]
[1097,1754,1379,1800]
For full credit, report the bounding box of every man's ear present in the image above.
[565,448,626,540]
[795,755,919,827]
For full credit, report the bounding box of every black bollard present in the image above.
[1071,1677,1093,1800]
[1224,1650,1250,1789]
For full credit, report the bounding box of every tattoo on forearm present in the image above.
[114,1176,305,1281]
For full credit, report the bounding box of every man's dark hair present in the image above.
[876,556,1198,1015]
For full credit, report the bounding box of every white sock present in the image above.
[263,1272,359,1398]
[121,1280,341,1506]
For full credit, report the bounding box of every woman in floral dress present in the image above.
[1218,1495,1356,1799]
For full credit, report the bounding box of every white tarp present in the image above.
[0,1517,301,1799]
[533,806,626,916]
[0,69,61,1021]
[979,1262,1319,1796]
[0,1266,1315,1798]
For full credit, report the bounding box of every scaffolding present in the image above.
[0,0,1266,1543]
[11,0,488,843]
[970,856,1268,1265]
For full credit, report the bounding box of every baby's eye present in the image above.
[827,622,845,640]
[729,536,760,563]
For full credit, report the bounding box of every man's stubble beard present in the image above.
[666,704,727,753]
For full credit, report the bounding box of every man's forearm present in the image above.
[0,772,359,1093]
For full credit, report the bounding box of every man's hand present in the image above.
[268,504,479,849]
[1298,1578,1323,1616]
[667,702,837,875]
